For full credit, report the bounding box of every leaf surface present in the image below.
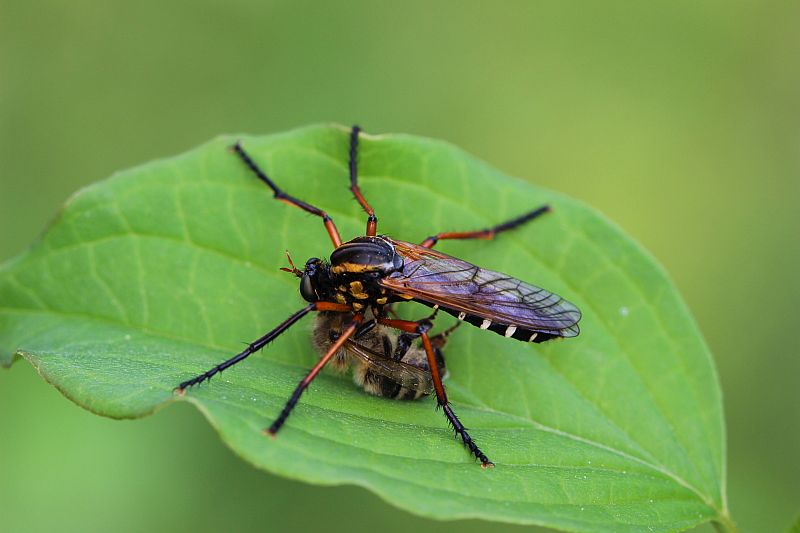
[0,125,730,532]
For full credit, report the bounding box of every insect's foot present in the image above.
[460,436,494,467]
[264,415,287,439]
[177,372,213,392]
[475,450,494,468]
[177,378,198,391]
[467,438,493,467]
[262,427,278,440]
[441,404,492,467]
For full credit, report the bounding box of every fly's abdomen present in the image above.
[419,302,563,343]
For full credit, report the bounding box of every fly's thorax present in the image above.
[288,236,403,308]
[327,272,392,311]
[323,236,402,310]
[329,236,403,276]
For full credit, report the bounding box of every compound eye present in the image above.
[300,274,317,302]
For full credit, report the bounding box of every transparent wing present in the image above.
[381,239,581,337]
[344,339,434,393]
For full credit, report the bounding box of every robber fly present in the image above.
[177,126,581,467]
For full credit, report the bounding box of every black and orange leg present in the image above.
[267,312,364,435]
[348,125,378,236]
[378,317,494,468]
[392,308,457,362]
[231,143,343,247]
[176,301,352,391]
[421,205,551,248]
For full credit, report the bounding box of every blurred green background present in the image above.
[1,1,797,532]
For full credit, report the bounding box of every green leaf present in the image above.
[0,125,732,532]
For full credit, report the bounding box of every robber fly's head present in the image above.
[299,257,325,302]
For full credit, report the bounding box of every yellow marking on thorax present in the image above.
[349,281,364,292]
[331,263,380,274]
[348,280,370,300]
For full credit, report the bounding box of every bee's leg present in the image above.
[348,125,378,236]
[420,205,550,248]
[377,317,494,468]
[396,318,458,366]
[231,143,343,247]
[392,332,418,361]
[391,308,456,363]
[353,318,377,340]
[267,311,364,436]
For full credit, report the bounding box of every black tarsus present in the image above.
[267,315,362,435]
[231,143,326,218]
[378,316,493,467]
[423,204,551,248]
[177,303,317,390]
[412,319,493,467]
[348,125,378,233]
[493,204,551,233]
[348,125,361,189]
[231,142,343,247]
[267,385,305,435]
[442,404,493,467]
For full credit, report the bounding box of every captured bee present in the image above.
[313,309,456,401]
[177,125,582,467]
